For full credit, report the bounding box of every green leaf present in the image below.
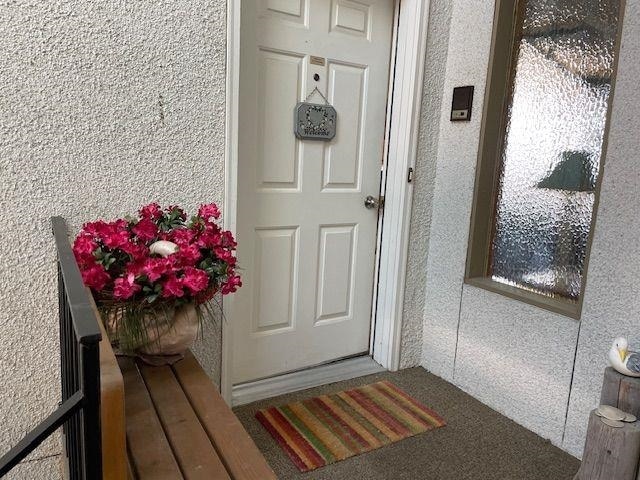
[146,294,159,303]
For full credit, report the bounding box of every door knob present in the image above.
[364,195,379,209]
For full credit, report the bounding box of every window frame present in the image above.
[465,0,626,319]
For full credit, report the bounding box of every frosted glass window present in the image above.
[489,0,621,302]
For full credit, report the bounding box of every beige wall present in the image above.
[0,1,227,477]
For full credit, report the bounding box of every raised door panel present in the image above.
[330,0,371,39]
[257,48,304,190]
[262,0,308,26]
[252,227,299,333]
[315,224,357,323]
[322,61,368,191]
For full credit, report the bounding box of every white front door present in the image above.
[234,0,395,384]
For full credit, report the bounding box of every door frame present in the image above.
[221,0,431,402]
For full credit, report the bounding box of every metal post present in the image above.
[80,342,101,479]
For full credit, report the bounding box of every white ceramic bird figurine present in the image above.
[608,337,640,377]
[149,240,178,258]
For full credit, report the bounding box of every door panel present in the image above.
[331,0,371,38]
[316,224,357,322]
[265,0,306,20]
[234,0,394,383]
[252,227,299,333]
[323,61,368,190]
[257,49,304,189]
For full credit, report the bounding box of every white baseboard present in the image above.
[231,356,386,407]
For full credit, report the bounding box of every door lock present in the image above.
[364,195,384,210]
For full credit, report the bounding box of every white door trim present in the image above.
[373,0,431,371]
[221,0,430,403]
[221,0,241,402]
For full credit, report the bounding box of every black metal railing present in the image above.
[0,217,102,479]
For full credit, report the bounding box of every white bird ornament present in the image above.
[149,240,178,258]
[608,337,640,378]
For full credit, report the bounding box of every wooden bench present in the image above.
[97,308,276,480]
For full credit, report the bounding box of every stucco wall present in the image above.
[400,0,453,369]
[0,1,227,476]
[5,456,62,480]
[562,0,640,455]
[415,0,640,458]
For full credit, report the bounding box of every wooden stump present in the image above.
[574,410,640,480]
[601,367,640,418]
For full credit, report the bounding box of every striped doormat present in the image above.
[255,380,446,472]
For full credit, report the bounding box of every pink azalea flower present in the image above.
[221,230,237,248]
[73,236,97,265]
[202,221,221,234]
[198,203,221,220]
[170,228,196,246]
[196,232,222,249]
[162,275,184,298]
[175,244,202,266]
[113,219,129,230]
[182,267,210,294]
[82,220,111,239]
[132,218,158,242]
[100,221,131,249]
[125,258,147,276]
[221,275,242,295]
[73,235,96,255]
[214,246,236,265]
[139,203,162,220]
[81,263,111,291]
[113,274,141,300]
[102,231,130,249]
[141,258,169,282]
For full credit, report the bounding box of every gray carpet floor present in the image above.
[234,368,580,480]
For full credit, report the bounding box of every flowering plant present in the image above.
[73,203,241,351]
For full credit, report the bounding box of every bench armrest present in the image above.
[92,297,127,480]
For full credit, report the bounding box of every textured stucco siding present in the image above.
[562,1,640,456]
[4,455,62,480]
[420,0,496,381]
[0,1,227,476]
[414,0,640,457]
[400,0,454,369]
[455,286,578,445]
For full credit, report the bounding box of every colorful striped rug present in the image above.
[255,380,446,472]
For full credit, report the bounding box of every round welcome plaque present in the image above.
[294,102,337,141]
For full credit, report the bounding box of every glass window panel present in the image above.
[489,0,621,302]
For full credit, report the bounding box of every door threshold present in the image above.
[231,356,386,407]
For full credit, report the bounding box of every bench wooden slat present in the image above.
[119,358,184,480]
[173,353,276,480]
[139,362,231,480]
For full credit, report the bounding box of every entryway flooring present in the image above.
[234,368,580,480]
